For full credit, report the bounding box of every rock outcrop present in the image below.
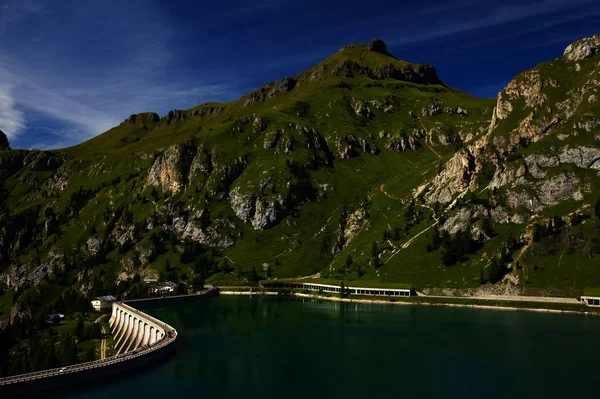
[23,150,62,171]
[229,187,287,231]
[563,34,600,61]
[425,149,476,204]
[377,63,441,85]
[147,142,197,192]
[331,206,369,254]
[126,112,160,125]
[421,34,600,230]
[0,130,9,150]
[244,77,297,106]
[387,133,420,152]
[422,97,442,116]
[367,38,388,55]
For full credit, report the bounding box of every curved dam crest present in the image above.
[110,302,173,355]
[0,288,219,397]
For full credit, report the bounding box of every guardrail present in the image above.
[0,287,218,389]
[0,312,176,386]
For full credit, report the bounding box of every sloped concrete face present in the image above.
[109,303,167,355]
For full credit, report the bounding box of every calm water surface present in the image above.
[59,296,600,398]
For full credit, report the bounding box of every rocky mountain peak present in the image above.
[563,34,600,61]
[126,112,160,125]
[0,129,10,150]
[367,38,388,55]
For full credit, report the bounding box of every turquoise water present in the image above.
[60,296,600,398]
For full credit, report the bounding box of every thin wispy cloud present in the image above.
[0,0,238,147]
[387,0,595,47]
[0,0,597,149]
[0,0,41,32]
[0,82,25,139]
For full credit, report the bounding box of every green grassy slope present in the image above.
[2,36,600,313]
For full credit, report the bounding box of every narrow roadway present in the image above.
[94,314,107,360]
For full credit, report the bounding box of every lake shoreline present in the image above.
[219,289,600,316]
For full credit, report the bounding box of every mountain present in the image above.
[1,35,600,318]
[0,131,9,150]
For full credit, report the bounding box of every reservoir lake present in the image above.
[59,295,600,398]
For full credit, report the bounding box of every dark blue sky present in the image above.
[0,0,598,149]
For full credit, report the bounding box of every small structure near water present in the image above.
[582,288,600,306]
[260,280,413,297]
[91,295,117,311]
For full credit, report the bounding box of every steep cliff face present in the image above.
[425,35,600,219]
[146,142,197,192]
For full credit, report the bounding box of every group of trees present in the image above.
[487,232,521,284]
[426,226,480,267]
[532,216,564,242]
[69,186,98,215]
[4,330,95,376]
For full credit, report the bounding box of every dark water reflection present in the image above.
[61,296,600,398]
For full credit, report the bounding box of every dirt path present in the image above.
[290,292,591,316]
[421,294,580,304]
[298,272,321,280]
[385,219,439,264]
[379,184,400,200]
[223,255,236,264]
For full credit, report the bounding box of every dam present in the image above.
[110,302,173,355]
[0,288,219,396]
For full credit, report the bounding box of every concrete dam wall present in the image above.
[0,287,219,397]
[110,302,172,355]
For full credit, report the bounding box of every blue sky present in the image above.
[0,0,598,149]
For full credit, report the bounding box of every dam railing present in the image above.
[0,286,219,389]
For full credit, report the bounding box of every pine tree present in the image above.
[345,254,353,268]
[431,226,441,249]
[393,227,401,241]
[249,266,260,283]
[383,229,390,241]
[371,241,378,257]
[75,316,84,340]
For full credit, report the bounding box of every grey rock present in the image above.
[426,150,475,204]
[563,35,600,61]
[351,99,374,119]
[23,150,62,171]
[188,146,213,183]
[229,186,287,231]
[85,236,103,256]
[126,112,160,125]
[445,107,469,116]
[244,78,297,106]
[387,133,420,152]
[147,142,197,192]
[263,130,281,150]
[422,97,442,117]
[375,63,441,85]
